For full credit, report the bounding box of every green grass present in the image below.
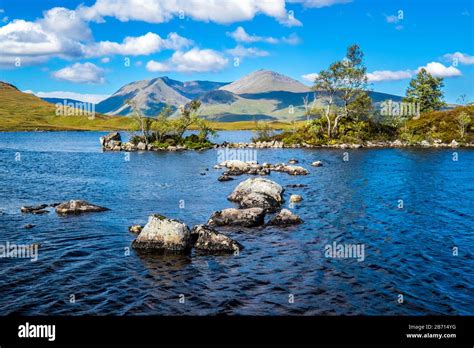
[0,82,135,131]
[404,105,474,143]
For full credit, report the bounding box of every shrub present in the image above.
[252,121,274,142]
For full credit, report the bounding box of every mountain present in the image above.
[92,70,403,121]
[96,77,229,116]
[220,69,310,94]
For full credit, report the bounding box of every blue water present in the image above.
[0,131,472,315]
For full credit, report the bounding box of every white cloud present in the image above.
[146,48,228,73]
[227,26,278,43]
[101,57,110,63]
[367,62,462,82]
[52,62,106,83]
[418,62,462,78]
[227,26,301,45]
[288,0,352,8]
[79,0,302,27]
[24,90,109,103]
[39,7,92,42]
[85,32,192,57]
[146,60,169,72]
[367,70,412,82]
[0,7,192,67]
[0,18,84,66]
[443,52,474,65]
[227,45,270,57]
[301,73,319,83]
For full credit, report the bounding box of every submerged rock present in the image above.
[191,224,243,253]
[311,161,323,167]
[132,214,192,253]
[24,224,35,229]
[268,209,303,226]
[21,204,48,214]
[32,209,49,215]
[55,200,109,215]
[286,184,307,188]
[218,174,234,182]
[228,177,284,212]
[288,159,299,164]
[208,207,265,227]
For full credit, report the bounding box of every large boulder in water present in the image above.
[191,224,243,253]
[132,214,192,253]
[208,207,265,227]
[100,132,122,151]
[228,177,284,212]
[55,200,109,215]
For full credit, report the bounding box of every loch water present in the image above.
[0,131,472,315]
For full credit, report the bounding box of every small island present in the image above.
[99,48,473,152]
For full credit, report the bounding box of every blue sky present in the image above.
[0,0,473,103]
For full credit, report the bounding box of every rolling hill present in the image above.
[0,82,133,131]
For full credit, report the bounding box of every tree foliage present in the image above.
[404,68,446,113]
[312,44,372,139]
[127,99,216,149]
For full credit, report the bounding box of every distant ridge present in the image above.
[46,70,404,121]
[42,97,91,105]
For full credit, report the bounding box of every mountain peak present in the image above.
[220,69,309,94]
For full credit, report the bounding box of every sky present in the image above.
[0,0,473,104]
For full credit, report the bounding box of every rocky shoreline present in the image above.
[100,132,473,151]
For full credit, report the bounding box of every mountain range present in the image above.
[51,70,403,122]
